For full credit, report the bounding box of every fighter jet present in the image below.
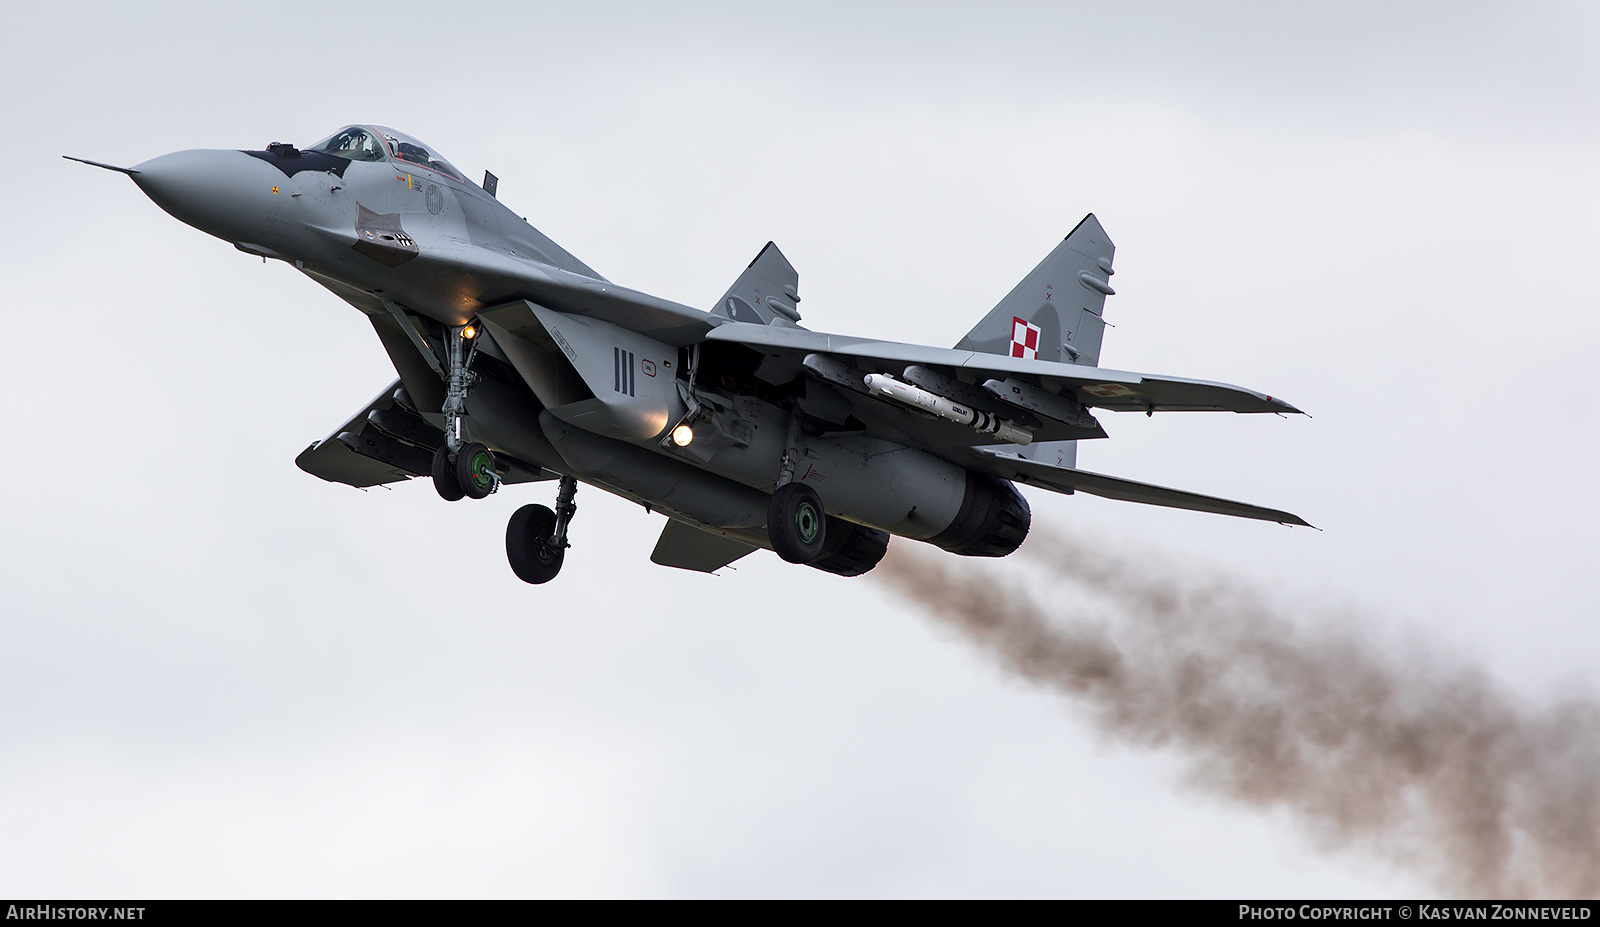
[68,125,1308,583]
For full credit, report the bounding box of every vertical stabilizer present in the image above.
[955,214,1115,367]
[711,241,803,326]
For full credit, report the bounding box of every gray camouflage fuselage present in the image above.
[98,126,1308,577]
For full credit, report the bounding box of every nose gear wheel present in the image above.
[431,446,464,501]
[455,442,498,499]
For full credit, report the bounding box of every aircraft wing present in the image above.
[650,519,760,572]
[309,245,720,349]
[974,447,1311,526]
[295,379,550,489]
[386,244,720,348]
[511,263,718,348]
[703,322,1301,415]
[295,381,424,487]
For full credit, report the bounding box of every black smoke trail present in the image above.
[875,530,1600,898]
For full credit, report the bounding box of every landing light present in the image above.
[671,424,694,446]
[462,325,478,339]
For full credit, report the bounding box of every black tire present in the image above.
[768,482,826,564]
[431,446,464,502]
[456,442,497,499]
[506,504,565,584]
[809,518,891,577]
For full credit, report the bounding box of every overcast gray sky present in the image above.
[2,0,1597,897]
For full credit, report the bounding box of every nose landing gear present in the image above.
[506,476,578,584]
[432,438,500,501]
[455,442,497,499]
[419,320,500,502]
[431,446,465,501]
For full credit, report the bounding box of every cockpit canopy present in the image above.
[309,126,385,162]
[308,125,465,183]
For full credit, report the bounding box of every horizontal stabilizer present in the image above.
[651,519,759,572]
[980,449,1311,526]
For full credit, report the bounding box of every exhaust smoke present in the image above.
[875,530,1600,898]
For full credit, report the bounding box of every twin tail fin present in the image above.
[955,213,1115,367]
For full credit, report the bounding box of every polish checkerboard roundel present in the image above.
[1010,317,1041,359]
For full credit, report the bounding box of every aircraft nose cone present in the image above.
[131,149,282,243]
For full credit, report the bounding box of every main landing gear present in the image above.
[506,476,578,585]
[762,409,891,576]
[768,407,827,563]
[769,482,825,563]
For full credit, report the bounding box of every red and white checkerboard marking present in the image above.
[1010,317,1041,359]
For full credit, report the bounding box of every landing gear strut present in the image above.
[506,476,578,584]
[430,323,499,501]
[768,407,826,563]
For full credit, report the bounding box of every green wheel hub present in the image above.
[794,501,820,544]
[467,451,495,490]
[766,481,827,565]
